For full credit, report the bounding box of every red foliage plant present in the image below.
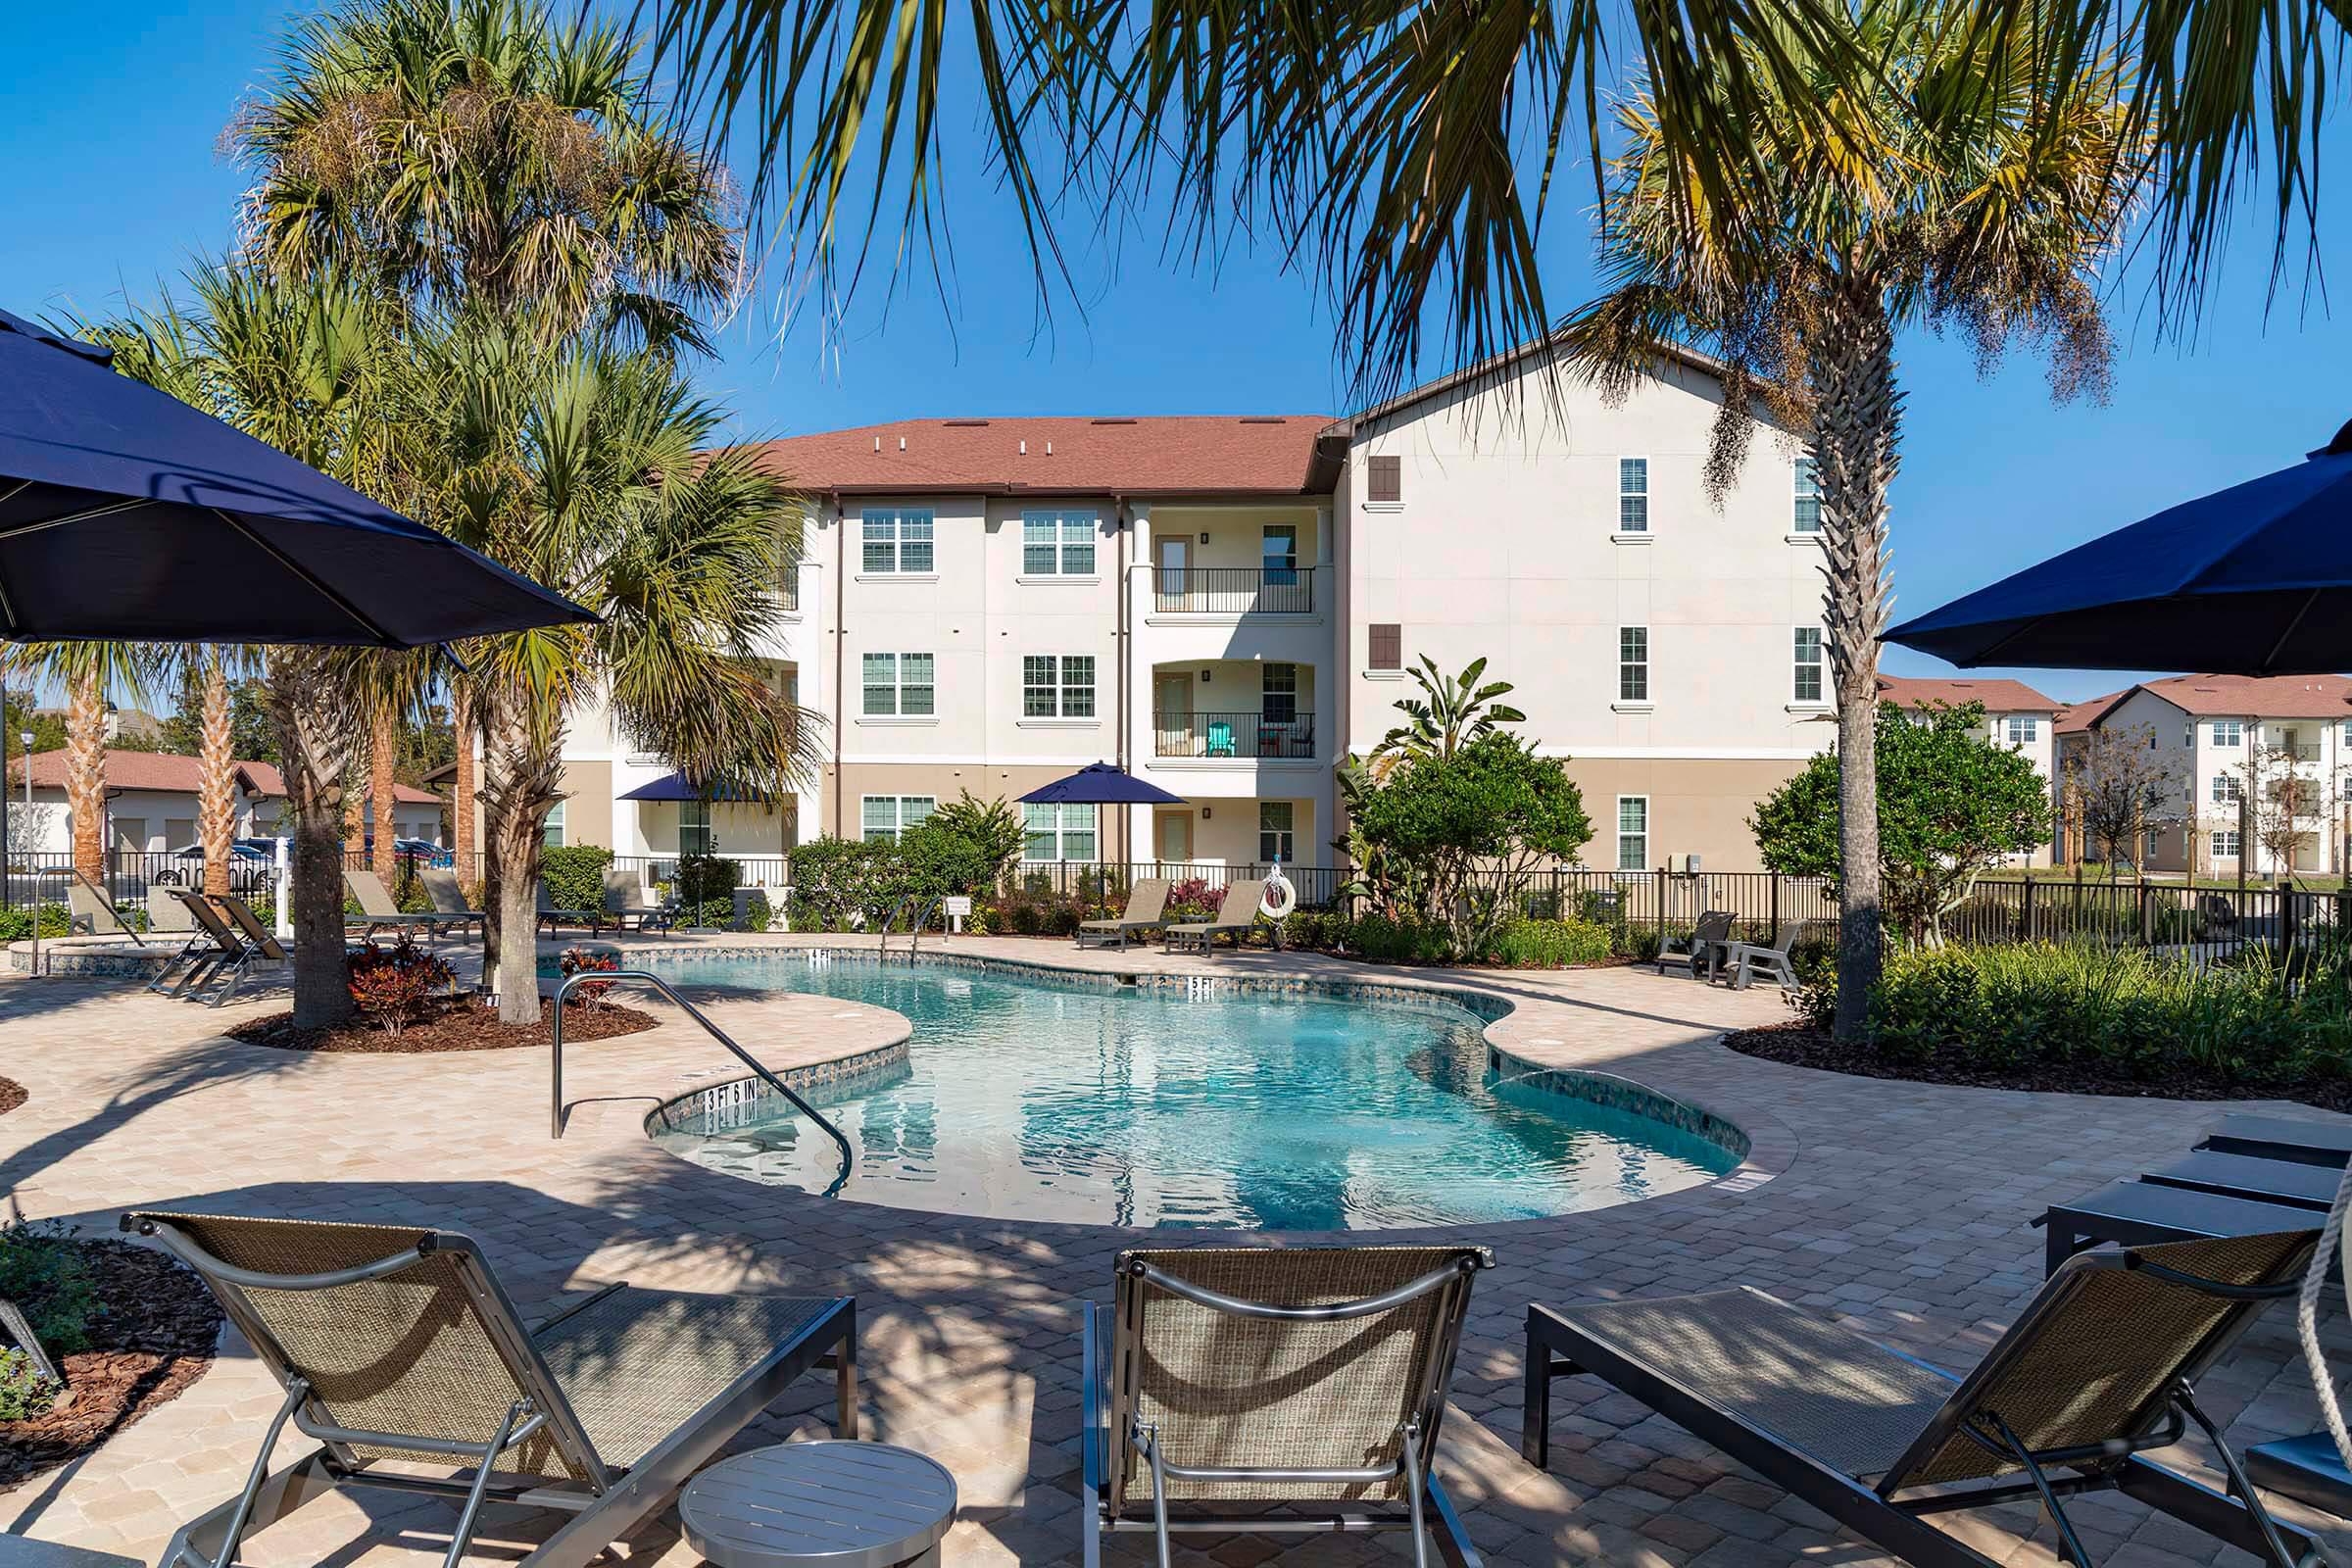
[559,947,620,1009]
[346,940,455,1036]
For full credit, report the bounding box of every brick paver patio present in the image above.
[0,933,2345,1567]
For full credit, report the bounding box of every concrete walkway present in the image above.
[0,933,2343,1567]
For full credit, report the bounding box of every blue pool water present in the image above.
[645,955,1740,1230]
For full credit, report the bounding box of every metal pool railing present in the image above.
[548,967,855,1197]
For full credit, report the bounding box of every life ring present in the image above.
[1259,872,1298,920]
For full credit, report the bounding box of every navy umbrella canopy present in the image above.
[1887,422,2352,675]
[1017,762,1187,806]
[618,771,762,803]
[0,308,592,646]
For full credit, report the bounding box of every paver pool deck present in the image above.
[0,932,2345,1568]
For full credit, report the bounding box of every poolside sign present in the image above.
[944,895,972,932]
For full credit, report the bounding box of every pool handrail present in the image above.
[873,894,945,961]
[548,967,855,1197]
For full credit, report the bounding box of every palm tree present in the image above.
[196,651,238,898]
[230,0,739,352]
[421,316,817,1020]
[1367,656,1527,778]
[1567,8,2143,1038]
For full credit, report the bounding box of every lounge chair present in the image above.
[2035,1176,2321,1275]
[1523,1229,2323,1568]
[146,885,195,934]
[1652,908,1733,979]
[1078,1244,1492,1568]
[148,891,243,999]
[1162,879,1266,954]
[66,871,143,946]
[206,895,290,1007]
[344,866,450,943]
[2198,892,2242,938]
[1076,878,1169,950]
[1724,919,1807,989]
[602,866,674,933]
[2199,1112,2352,1169]
[537,878,608,935]
[417,866,486,937]
[122,1210,857,1568]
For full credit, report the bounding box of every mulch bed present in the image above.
[228,996,659,1054]
[0,1240,225,1492]
[1724,1019,2352,1114]
[0,1077,24,1116]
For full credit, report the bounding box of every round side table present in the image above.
[680,1442,956,1568]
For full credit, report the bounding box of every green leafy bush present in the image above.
[0,906,72,942]
[541,845,616,914]
[0,1348,60,1421]
[1347,914,1456,964]
[1490,918,1614,967]
[0,1220,98,1356]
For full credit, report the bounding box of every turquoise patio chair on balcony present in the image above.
[1206,720,1236,758]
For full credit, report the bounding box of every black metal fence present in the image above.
[1152,565,1315,615]
[1151,711,1317,760]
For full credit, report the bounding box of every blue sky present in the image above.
[8,0,2350,705]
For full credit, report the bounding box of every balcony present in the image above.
[1152,566,1315,615]
[1153,710,1318,760]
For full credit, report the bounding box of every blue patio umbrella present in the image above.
[1886,422,2352,675]
[1017,762,1187,806]
[0,308,592,646]
[617,771,762,802]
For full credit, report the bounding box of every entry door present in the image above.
[1154,672,1193,756]
[1154,808,1194,863]
[1156,536,1190,601]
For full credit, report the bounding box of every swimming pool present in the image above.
[643,952,1743,1230]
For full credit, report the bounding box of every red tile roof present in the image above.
[1876,675,2060,712]
[2131,672,2352,718]
[743,416,1341,497]
[8,750,437,803]
[2055,690,2130,733]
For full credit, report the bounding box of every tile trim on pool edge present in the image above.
[606,941,1765,1190]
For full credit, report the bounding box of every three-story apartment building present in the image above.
[556,340,1843,878]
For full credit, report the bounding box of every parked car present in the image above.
[152,841,274,894]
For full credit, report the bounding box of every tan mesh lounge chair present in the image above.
[344,866,451,942]
[147,884,195,934]
[67,870,142,945]
[147,891,244,1000]
[125,1211,858,1568]
[1076,878,1169,950]
[1160,879,1266,954]
[602,866,674,932]
[205,895,289,1006]
[417,866,485,936]
[1524,1229,2324,1568]
[1079,1244,1492,1568]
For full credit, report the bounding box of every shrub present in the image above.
[0,1220,98,1356]
[0,906,72,943]
[1348,914,1456,965]
[1163,878,1219,922]
[0,1348,61,1420]
[1490,918,1614,967]
[541,845,616,914]
[346,939,456,1035]
[559,947,619,1008]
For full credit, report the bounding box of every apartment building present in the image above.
[2055,673,2352,877]
[1876,675,2061,867]
[6,750,443,855]
[557,340,1836,876]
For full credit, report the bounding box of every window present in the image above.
[1262,662,1298,724]
[1616,797,1649,871]
[2212,829,2242,858]
[1618,458,1649,532]
[2004,716,2039,744]
[1366,455,1400,503]
[2212,719,2242,747]
[1618,626,1649,703]
[679,798,713,856]
[860,652,935,716]
[2145,828,2162,858]
[541,800,565,850]
[860,508,934,573]
[1259,801,1296,862]
[1023,655,1096,718]
[1791,627,1824,704]
[1022,803,1098,862]
[1021,509,1095,575]
[1262,525,1298,584]
[2212,773,2242,805]
[860,795,936,844]
[1792,456,1821,533]
[1369,623,1402,670]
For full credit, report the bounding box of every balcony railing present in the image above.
[1152,565,1315,614]
[1153,710,1317,760]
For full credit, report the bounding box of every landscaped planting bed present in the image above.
[0,1077,24,1116]
[230,996,658,1054]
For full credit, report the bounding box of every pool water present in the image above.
[646,955,1740,1230]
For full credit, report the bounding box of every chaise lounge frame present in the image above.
[1522,1230,2323,1568]
[126,1210,858,1568]
[1076,878,1170,951]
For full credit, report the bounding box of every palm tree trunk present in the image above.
[479,693,561,1024]
[1814,279,1899,1043]
[66,667,105,884]
[198,655,234,898]
[370,710,397,878]
[453,688,477,884]
[266,654,356,1028]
